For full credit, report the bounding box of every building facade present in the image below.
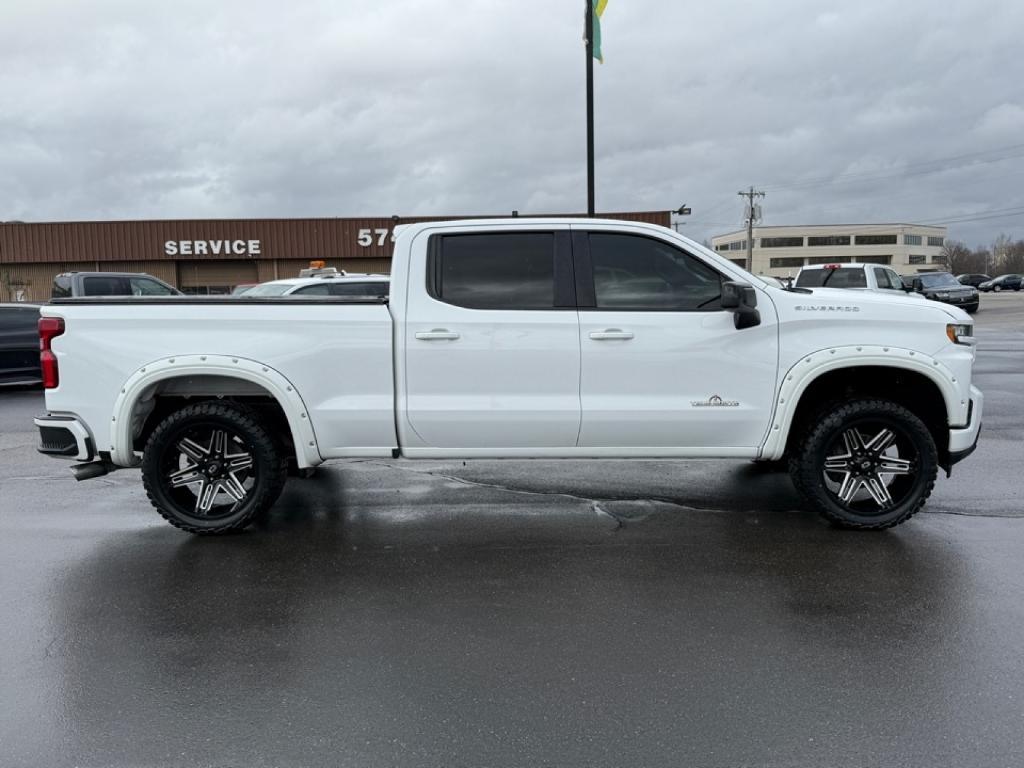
[0,211,670,302]
[711,223,948,278]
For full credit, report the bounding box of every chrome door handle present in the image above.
[589,329,634,340]
[415,329,460,341]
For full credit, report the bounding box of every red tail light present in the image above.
[39,316,64,389]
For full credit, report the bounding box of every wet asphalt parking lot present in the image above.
[1,293,1023,768]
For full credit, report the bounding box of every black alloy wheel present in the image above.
[142,402,287,534]
[789,399,938,530]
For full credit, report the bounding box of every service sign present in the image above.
[164,240,262,256]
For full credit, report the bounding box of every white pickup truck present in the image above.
[35,218,982,534]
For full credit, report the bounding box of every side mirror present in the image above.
[721,281,760,329]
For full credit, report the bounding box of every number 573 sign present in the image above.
[356,228,393,247]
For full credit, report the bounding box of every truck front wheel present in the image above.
[141,401,287,534]
[789,399,938,530]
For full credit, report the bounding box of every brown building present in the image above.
[0,211,671,301]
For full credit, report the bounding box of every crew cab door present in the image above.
[402,228,580,449]
[572,226,779,452]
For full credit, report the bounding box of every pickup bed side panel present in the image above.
[41,303,397,464]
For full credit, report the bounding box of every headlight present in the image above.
[936,291,950,299]
[946,323,973,345]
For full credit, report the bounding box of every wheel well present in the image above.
[129,375,297,465]
[784,366,949,465]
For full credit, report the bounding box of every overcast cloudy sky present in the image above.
[2,0,1023,246]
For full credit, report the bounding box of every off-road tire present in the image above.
[142,401,287,535]
[789,399,937,530]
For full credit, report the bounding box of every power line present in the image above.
[761,141,1024,193]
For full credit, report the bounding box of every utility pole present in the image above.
[737,187,765,272]
[584,0,595,216]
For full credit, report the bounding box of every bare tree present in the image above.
[937,240,975,273]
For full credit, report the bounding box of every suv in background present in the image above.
[903,271,979,313]
[0,303,42,386]
[957,273,991,288]
[52,272,182,298]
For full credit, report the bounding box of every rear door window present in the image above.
[430,233,556,310]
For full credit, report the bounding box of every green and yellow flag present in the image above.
[592,0,608,63]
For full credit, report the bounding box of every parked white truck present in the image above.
[35,218,982,533]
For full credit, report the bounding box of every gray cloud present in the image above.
[1,0,1022,247]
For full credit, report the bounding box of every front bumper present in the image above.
[35,414,95,462]
[947,385,983,467]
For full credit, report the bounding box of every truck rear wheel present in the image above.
[789,399,937,530]
[141,401,287,534]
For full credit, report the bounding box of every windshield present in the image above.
[917,273,960,288]
[795,268,866,288]
[243,283,295,296]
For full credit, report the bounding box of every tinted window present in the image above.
[329,282,389,297]
[588,233,723,311]
[52,276,72,298]
[795,268,867,288]
[82,276,130,295]
[873,267,903,290]
[129,277,175,295]
[433,233,555,309]
[292,284,331,296]
[918,273,959,288]
[854,234,897,245]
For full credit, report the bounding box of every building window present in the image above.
[728,240,747,251]
[931,255,944,263]
[715,244,729,252]
[807,235,850,246]
[908,255,926,264]
[927,236,944,247]
[904,234,922,245]
[769,257,805,269]
[806,255,845,265]
[761,237,804,248]
[854,234,897,245]
[728,258,746,267]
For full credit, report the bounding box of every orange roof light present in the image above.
[309,260,326,269]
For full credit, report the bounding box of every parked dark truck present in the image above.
[52,272,181,298]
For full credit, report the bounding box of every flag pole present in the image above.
[585,0,595,217]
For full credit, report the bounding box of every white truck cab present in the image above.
[795,262,915,296]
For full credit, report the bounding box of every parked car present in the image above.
[0,303,42,386]
[231,283,258,295]
[52,272,182,298]
[244,271,390,298]
[957,273,991,288]
[36,218,981,534]
[794,263,913,297]
[902,272,979,313]
[978,274,1023,292]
